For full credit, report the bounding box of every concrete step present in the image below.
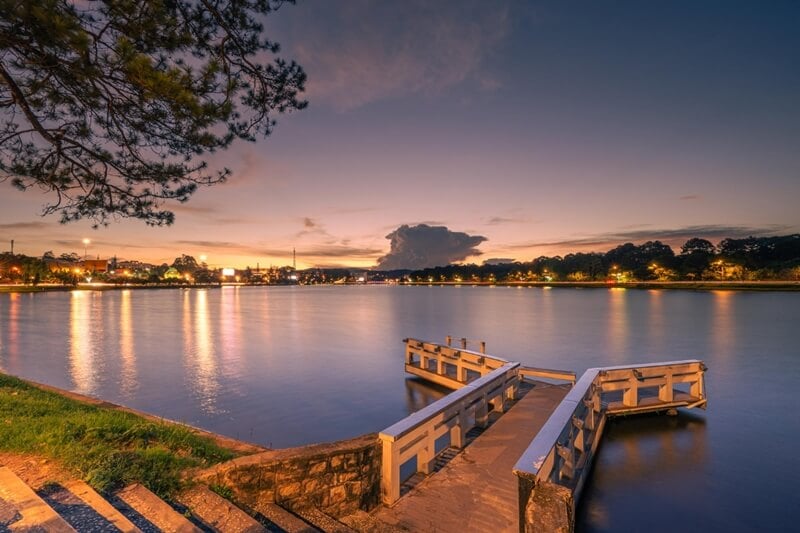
[176,485,265,533]
[115,483,201,533]
[257,503,320,533]
[39,481,143,533]
[338,510,406,533]
[290,508,357,533]
[62,480,142,533]
[0,466,75,532]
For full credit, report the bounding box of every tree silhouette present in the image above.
[0,0,306,226]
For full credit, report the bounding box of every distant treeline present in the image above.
[406,235,800,283]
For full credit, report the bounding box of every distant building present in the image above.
[81,258,108,273]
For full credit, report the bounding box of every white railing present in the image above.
[404,338,575,388]
[596,360,707,413]
[379,362,520,505]
[513,360,707,531]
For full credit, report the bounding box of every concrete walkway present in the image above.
[373,383,569,533]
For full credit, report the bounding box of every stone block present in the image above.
[337,471,360,483]
[277,481,302,500]
[302,478,321,493]
[524,482,574,533]
[329,484,347,504]
[308,460,328,475]
[344,481,362,498]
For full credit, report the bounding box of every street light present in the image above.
[82,238,90,259]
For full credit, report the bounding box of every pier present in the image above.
[376,338,707,532]
[0,338,707,532]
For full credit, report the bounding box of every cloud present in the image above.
[485,216,526,226]
[288,0,510,110]
[376,224,486,270]
[169,204,256,225]
[483,258,515,265]
[504,224,795,253]
[0,221,51,230]
[679,195,702,201]
[295,216,336,241]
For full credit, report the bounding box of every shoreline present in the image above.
[2,280,800,293]
[405,280,800,291]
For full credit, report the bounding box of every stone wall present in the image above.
[195,433,381,518]
[523,481,574,533]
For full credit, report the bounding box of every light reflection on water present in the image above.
[119,290,137,397]
[0,286,798,531]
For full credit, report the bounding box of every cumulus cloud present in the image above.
[376,224,486,270]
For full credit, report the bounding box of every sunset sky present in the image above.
[1,0,798,269]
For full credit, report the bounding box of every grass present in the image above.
[0,373,237,498]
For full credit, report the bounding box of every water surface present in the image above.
[1,286,797,531]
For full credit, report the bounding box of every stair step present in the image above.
[177,485,265,533]
[0,466,75,532]
[291,507,357,533]
[116,483,201,533]
[62,480,142,533]
[40,481,143,533]
[257,503,320,533]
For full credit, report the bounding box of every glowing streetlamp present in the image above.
[82,238,90,259]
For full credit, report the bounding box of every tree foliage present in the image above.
[406,235,800,282]
[0,0,306,226]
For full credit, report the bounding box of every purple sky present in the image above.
[1,1,798,269]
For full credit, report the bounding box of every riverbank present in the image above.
[0,373,261,498]
[0,283,223,293]
[3,280,800,293]
[405,280,800,291]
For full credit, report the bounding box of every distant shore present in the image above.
[406,280,800,291]
[2,280,800,293]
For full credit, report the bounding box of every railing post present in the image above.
[622,371,638,407]
[418,433,435,475]
[460,337,467,349]
[445,335,452,347]
[507,375,519,401]
[380,438,401,505]
[459,363,469,382]
[659,370,674,402]
[476,393,489,428]
[479,341,486,354]
[451,408,468,448]
[690,368,705,399]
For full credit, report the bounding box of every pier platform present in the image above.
[375,381,568,532]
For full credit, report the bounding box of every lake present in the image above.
[1,285,798,531]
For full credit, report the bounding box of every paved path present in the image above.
[373,382,569,533]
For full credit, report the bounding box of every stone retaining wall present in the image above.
[195,433,381,518]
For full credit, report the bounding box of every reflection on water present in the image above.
[404,377,449,412]
[606,288,628,362]
[579,412,708,531]
[183,289,221,414]
[219,287,243,383]
[69,291,99,394]
[711,290,735,364]
[119,290,137,397]
[645,290,665,348]
[1,293,20,369]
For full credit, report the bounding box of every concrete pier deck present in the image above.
[374,382,569,532]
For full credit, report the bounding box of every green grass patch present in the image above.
[0,373,237,498]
